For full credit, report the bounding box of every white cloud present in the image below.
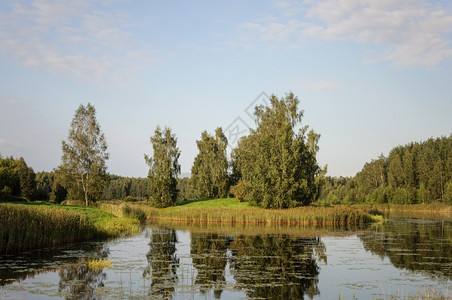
[237,0,452,67]
[0,0,155,83]
[303,0,452,67]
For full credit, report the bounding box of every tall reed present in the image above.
[0,203,140,255]
[102,202,374,226]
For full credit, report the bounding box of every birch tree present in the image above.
[59,103,109,206]
[145,126,180,207]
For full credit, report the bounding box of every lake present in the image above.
[1,216,451,299]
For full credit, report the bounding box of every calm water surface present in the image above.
[1,217,451,299]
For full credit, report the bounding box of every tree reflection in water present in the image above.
[360,218,452,279]
[230,234,326,299]
[143,228,179,299]
[58,244,109,299]
[190,233,233,298]
[188,231,326,300]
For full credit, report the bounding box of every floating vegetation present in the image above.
[86,258,111,270]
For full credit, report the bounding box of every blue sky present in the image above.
[1,0,451,178]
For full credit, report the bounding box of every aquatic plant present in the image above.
[0,202,140,254]
[86,258,111,270]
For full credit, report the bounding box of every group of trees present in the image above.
[101,175,150,201]
[0,94,329,208]
[140,92,325,208]
[3,97,451,208]
[319,135,452,204]
[0,155,36,201]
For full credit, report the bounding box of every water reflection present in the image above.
[0,242,107,288]
[143,228,179,299]
[191,233,232,298]
[360,218,452,279]
[1,219,452,299]
[58,245,110,299]
[230,235,325,299]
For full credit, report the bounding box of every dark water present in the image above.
[1,217,451,299]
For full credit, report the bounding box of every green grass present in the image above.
[0,201,141,255]
[101,198,375,226]
[176,198,250,208]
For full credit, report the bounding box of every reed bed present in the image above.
[0,202,140,255]
[355,203,452,220]
[98,200,375,226]
[157,206,373,225]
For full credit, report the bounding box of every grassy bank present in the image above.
[100,198,375,226]
[0,201,141,255]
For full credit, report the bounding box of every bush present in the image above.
[230,180,245,202]
[122,204,146,223]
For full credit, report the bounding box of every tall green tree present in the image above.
[145,126,181,207]
[191,127,229,199]
[58,103,109,206]
[0,155,36,200]
[16,157,36,200]
[233,93,322,208]
[0,155,20,198]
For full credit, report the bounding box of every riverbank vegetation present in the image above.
[98,198,375,226]
[0,201,140,255]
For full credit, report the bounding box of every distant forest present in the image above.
[319,135,452,205]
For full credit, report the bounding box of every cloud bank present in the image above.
[241,0,452,67]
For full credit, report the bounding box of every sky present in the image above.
[0,0,451,178]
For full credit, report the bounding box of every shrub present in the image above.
[122,204,146,223]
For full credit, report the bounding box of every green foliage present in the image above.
[16,157,36,200]
[0,155,36,201]
[443,180,452,204]
[102,175,150,201]
[34,171,52,200]
[177,177,196,200]
[191,127,229,199]
[58,103,109,206]
[318,135,452,205]
[145,126,181,208]
[233,93,323,208]
[230,180,245,202]
[121,204,146,223]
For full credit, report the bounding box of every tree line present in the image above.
[1,93,325,209]
[318,135,452,204]
[5,94,449,208]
